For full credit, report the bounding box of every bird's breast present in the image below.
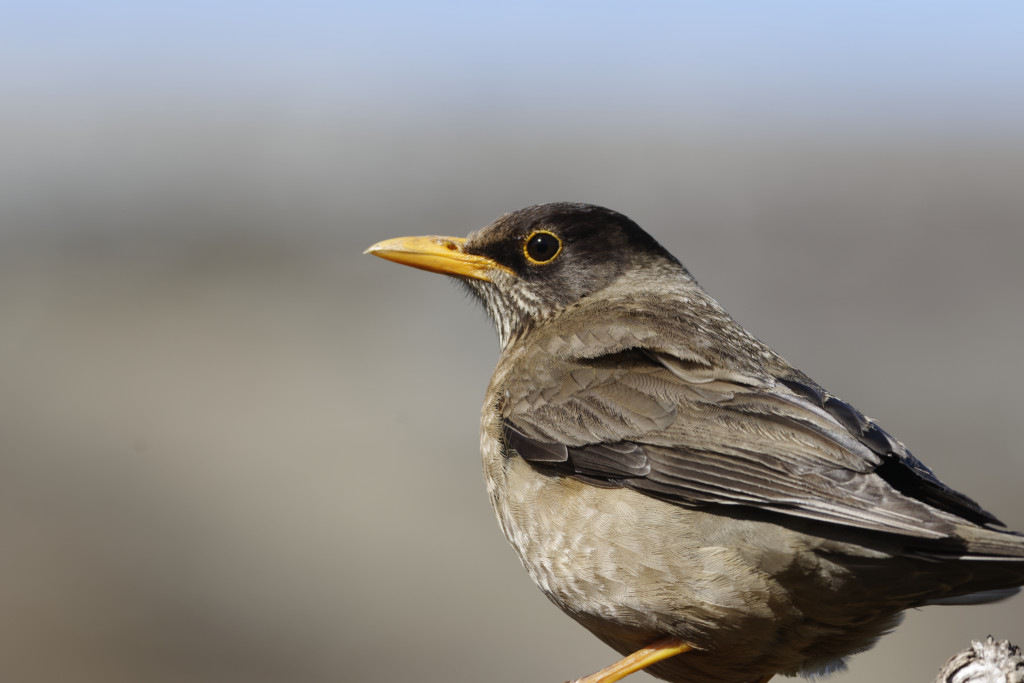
[478,396,904,682]
[482,398,780,634]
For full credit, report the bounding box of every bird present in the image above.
[365,202,1024,683]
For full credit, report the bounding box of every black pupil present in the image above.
[527,233,559,262]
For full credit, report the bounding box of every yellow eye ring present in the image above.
[523,230,562,264]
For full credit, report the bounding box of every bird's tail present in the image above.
[924,586,1021,606]
[912,524,1024,604]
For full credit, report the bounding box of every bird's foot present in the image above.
[566,637,692,683]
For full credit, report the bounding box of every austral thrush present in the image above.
[365,203,1024,683]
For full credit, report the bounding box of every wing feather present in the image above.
[501,322,1003,538]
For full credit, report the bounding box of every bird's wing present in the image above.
[501,325,1002,539]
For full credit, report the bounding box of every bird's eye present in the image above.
[524,231,562,264]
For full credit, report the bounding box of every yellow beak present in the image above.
[364,235,512,282]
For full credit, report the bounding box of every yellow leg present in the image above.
[569,637,693,683]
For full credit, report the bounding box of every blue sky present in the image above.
[4,2,1024,129]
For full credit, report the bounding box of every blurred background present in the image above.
[2,2,1023,682]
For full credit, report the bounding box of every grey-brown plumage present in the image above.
[366,203,1024,683]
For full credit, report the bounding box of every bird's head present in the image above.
[365,203,688,348]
